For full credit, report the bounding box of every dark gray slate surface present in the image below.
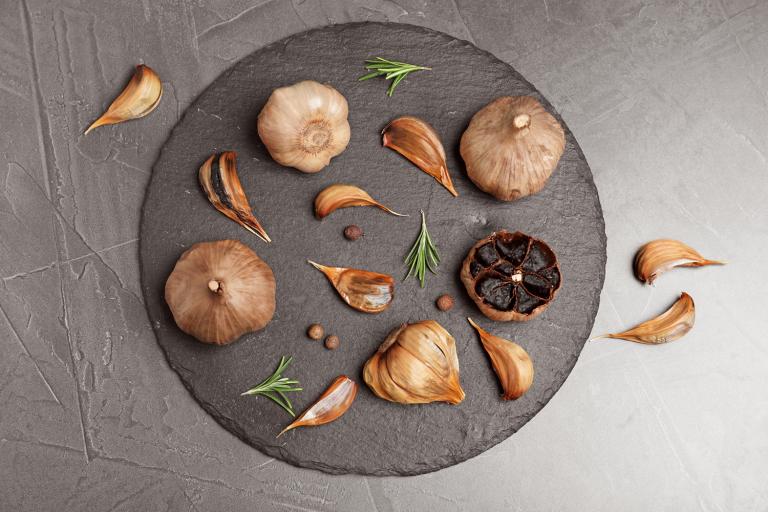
[140,22,606,475]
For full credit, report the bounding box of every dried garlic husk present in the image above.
[468,318,533,400]
[363,321,465,405]
[634,239,724,284]
[85,64,162,134]
[595,292,695,345]
[258,80,350,173]
[382,116,458,197]
[164,240,276,345]
[460,96,564,201]
[314,184,406,219]
[308,260,394,313]
[279,375,357,436]
[199,151,271,243]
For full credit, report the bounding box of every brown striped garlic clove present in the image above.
[634,239,724,284]
[307,260,394,313]
[594,292,695,345]
[314,184,406,219]
[85,64,162,134]
[278,375,357,436]
[468,318,533,400]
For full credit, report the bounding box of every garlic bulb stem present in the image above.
[513,114,531,129]
[208,280,222,294]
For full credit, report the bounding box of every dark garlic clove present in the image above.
[468,318,533,400]
[594,292,695,345]
[85,64,162,134]
[199,151,271,243]
[382,116,458,197]
[278,375,357,436]
[314,184,406,219]
[634,239,724,284]
[307,260,394,313]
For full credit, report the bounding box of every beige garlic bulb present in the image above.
[460,96,565,201]
[164,240,276,345]
[258,80,351,173]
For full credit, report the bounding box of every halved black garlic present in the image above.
[460,230,561,321]
[199,151,271,243]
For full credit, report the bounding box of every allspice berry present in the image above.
[436,294,454,312]
[307,323,324,340]
[324,335,340,350]
[343,225,363,241]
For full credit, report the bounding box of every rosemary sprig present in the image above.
[241,356,302,417]
[404,210,440,287]
[358,57,431,96]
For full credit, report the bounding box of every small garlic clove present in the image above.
[314,184,406,219]
[467,318,533,400]
[85,64,162,134]
[634,239,724,284]
[308,260,394,313]
[199,151,271,243]
[278,375,357,437]
[382,116,458,197]
[595,292,695,345]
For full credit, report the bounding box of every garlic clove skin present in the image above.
[595,292,695,345]
[460,96,564,201]
[199,151,271,243]
[314,184,406,219]
[85,64,162,134]
[279,375,357,437]
[363,321,465,405]
[165,240,276,345]
[258,80,351,173]
[468,318,533,400]
[634,239,724,284]
[382,116,458,197]
[307,260,394,313]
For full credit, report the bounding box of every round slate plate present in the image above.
[140,22,606,476]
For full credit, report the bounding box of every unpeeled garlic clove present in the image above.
[363,321,465,405]
[634,239,724,284]
[467,318,533,400]
[85,64,162,134]
[595,292,695,345]
[279,375,357,437]
[199,151,271,243]
[308,260,394,313]
[314,184,406,219]
[382,116,458,197]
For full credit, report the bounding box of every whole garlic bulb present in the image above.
[460,96,565,201]
[164,240,276,345]
[258,80,351,173]
[363,321,465,405]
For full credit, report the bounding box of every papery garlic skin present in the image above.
[85,64,162,134]
[363,321,465,405]
[258,80,350,173]
[460,96,564,201]
[634,239,724,284]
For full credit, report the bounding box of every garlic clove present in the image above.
[278,375,357,437]
[363,321,465,404]
[467,318,533,400]
[634,239,724,284]
[85,64,162,134]
[382,116,458,197]
[199,151,271,243]
[307,260,394,313]
[595,292,695,345]
[314,184,406,219]
[258,80,351,173]
[164,240,276,345]
[460,96,565,201]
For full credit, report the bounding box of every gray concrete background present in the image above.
[1,0,766,510]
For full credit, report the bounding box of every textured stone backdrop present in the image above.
[1,0,767,510]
